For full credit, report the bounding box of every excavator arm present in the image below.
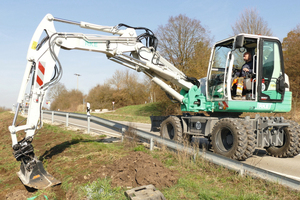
[52,16,194,95]
[9,14,198,189]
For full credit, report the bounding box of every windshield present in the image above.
[261,40,283,99]
[207,37,258,100]
[207,44,232,99]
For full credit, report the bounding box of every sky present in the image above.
[0,0,299,108]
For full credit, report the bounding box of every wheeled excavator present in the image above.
[8,14,300,189]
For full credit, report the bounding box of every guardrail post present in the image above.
[87,116,90,133]
[51,111,54,123]
[239,169,245,177]
[150,138,154,151]
[121,127,126,142]
[193,152,198,163]
[66,113,69,127]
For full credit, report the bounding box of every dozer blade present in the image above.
[17,158,61,189]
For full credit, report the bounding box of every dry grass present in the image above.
[122,122,140,148]
[0,106,9,112]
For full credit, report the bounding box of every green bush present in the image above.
[81,178,126,200]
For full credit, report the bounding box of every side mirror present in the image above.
[276,75,285,94]
[235,35,244,49]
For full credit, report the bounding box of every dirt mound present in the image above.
[97,151,178,189]
[5,190,30,200]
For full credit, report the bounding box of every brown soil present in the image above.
[0,112,178,199]
[96,151,177,188]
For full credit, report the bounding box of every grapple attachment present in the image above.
[17,157,60,189]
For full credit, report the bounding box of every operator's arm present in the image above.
[242,61,253,73]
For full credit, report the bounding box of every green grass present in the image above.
[2,111,300,199]
[80,178,126,200]
[133,144,148,152]
[91,102,163,124]
[157,153,300,200]
[115,103,162,117]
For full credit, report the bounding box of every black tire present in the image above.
[211,118,247,160]
[294,122,300,155]
[266,120,298,158]
[160,116,187,143]
[287,120,300,156]
[239,119,256,160]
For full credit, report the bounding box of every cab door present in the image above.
[258,39,285,102]
[206,38,236,102]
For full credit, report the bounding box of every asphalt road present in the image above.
[242,149,300,181]
[42,112,300,181]
[42,112,152,136]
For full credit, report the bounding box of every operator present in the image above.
[232,52,253,99]
[236,52,253,77]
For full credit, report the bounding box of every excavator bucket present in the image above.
[17,158,60,189]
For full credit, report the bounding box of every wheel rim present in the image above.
[216,127,234,151]
[166,123,175,139]
[267,128,287,149]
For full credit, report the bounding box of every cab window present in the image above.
[260,40,283,101]
[207,44,231,99]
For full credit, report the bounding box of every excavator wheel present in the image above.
[266,121,298,158]
[239,119,256,160]
[286,120,300,156]
[296,123,300,155]
[211,118,247,160]
[160,116,190,143]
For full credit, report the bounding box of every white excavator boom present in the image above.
[8,14,196,189]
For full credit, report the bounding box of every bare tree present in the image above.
[232,8,273,36]
[86,83,113,110]
[187,39,211,79]
[108,70,124,91]
[156,14,212,74]
[47,82,67,101]
[50,89,84,111]
[87,69,149,109]
[282,24,300,98]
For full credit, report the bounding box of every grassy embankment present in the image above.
[91,101,300,124]
[91,103,163,124]
[1,103,300,199]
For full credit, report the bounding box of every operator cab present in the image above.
[207,34,286,103]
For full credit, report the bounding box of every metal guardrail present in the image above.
[42,110,300,191]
